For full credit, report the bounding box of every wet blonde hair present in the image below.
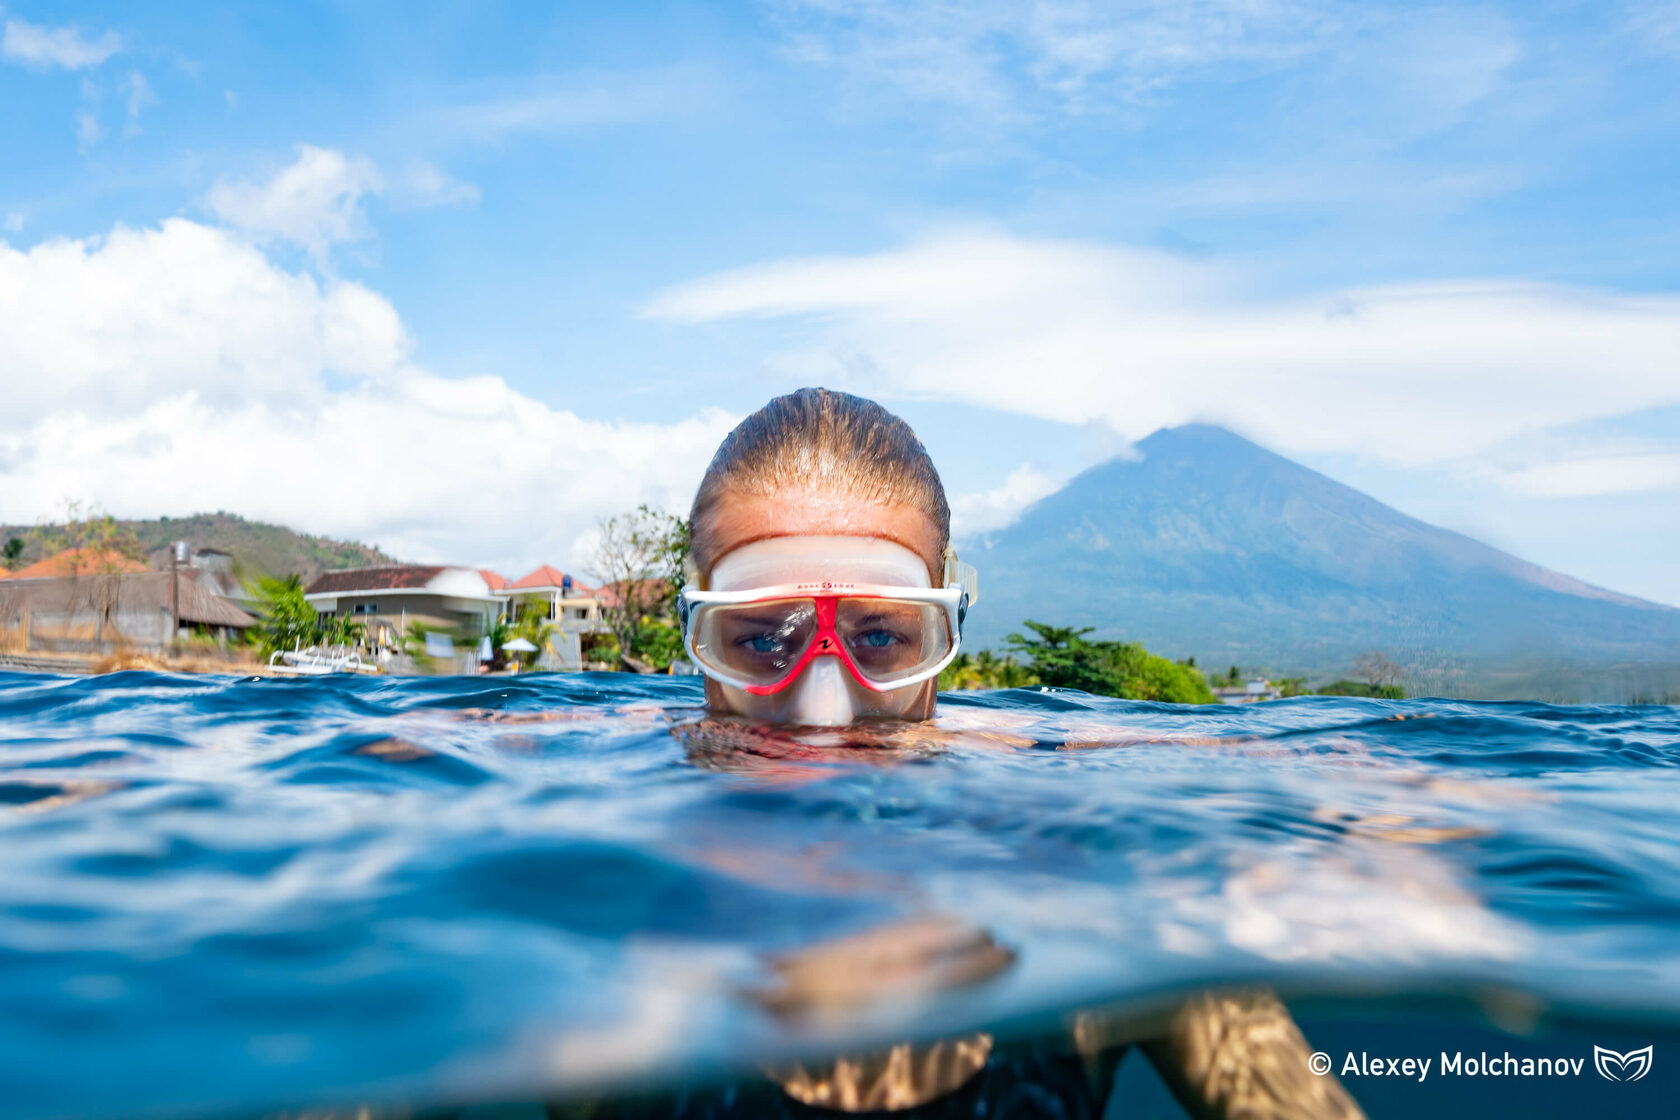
[689,388,951,578]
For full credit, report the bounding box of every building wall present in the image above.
[315,593,493,637]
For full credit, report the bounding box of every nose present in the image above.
[783,655,855,727]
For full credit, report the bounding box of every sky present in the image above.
[1,1,1678,604]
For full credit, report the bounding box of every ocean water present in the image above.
[2,670,1678,1119]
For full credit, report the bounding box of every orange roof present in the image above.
[1,547,148,580]
[479,569,508,591]
[509,564,586,592]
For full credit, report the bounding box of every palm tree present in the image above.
[509,609,554,669]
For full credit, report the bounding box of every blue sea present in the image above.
[2,671,1678,1119]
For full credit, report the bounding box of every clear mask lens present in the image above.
[691,596,953,690]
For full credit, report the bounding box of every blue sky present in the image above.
[1,1,1678,604]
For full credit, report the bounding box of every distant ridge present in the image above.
[961,425,1680,693]
[1,512,398,583]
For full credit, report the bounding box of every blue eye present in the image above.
[743,634,785,654]
[854,630,902,649]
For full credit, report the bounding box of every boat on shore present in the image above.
[268,644,379,675]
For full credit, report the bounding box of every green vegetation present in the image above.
[22,501,145,572]
[494,609,556,670]
[247,573,368,658]
[0,511,396,582]
[590,504,689,670]
[249,575,324,657]
[938,650,1039,690]
[1308,650,1406,697]
[1316,679,1406,699]
[1210,663,1245,688]
[3,536,23,571]
[1001,621,1217,704]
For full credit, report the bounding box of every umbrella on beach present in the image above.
[502,637,538,653]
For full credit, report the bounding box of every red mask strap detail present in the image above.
[742,596,884,696]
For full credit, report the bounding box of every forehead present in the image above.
[702,487,944,580]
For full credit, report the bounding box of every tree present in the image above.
[508,610,555,669]
[1005,622,1109,693]
[1317,679,1405,700]
[589,504,689,669]
[29,501,145,572]
[1354,650,1404,689]
[249,574,323,657]
[939,649,1040,690]
[321,614,366,649]
[2,537,22,571]
[28,501,146,640]
[1004,620,1216,704]
[484,617,513,670]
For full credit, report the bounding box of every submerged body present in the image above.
[3,671,1678,1119]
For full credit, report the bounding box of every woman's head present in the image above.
[686,388,955,725]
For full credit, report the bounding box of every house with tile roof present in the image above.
[505,565,608,668]
[304,566,504,650]
[298,561,612,669]
[507,565,600,624]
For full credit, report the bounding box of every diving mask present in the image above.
[679,537,973,696]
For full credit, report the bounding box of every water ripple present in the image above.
[1,671,1678,1117]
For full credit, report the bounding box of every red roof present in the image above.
[479,569,508,591]
[1,547,148,581]
[305,566,446,595]
[509,564,587,592]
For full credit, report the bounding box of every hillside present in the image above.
[960,425,1680,698]
[1,513,398,584]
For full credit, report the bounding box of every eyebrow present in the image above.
[845,609,916,628]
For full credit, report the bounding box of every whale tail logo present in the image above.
[1594,1045,1653,1082]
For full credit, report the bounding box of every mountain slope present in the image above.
[960,425,1680,679]
[1,513,398,583]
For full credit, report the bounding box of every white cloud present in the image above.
[0,218,735,569]
[205,147,478,261]
[395,162,481,208]
[206,146,385,261]
[1624,0,1680,56]
[771,0,1524,172]
[770,1,1504,118]
[950,464,1063,535]
[123,71,156,133]
[2,16,120,69]
[645,230,1680,468]
[75,109,100,151]
[434,67,716,142]
[1498,453,1680,498]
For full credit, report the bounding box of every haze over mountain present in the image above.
[960,425,1680,696]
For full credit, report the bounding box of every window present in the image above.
[353,602,381,615]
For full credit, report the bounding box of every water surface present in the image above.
[2,671,1678,1117]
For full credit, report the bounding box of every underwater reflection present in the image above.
[642,716,1371,1119]
[671,713,1034,783]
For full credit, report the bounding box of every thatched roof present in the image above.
[0,571,256,629]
